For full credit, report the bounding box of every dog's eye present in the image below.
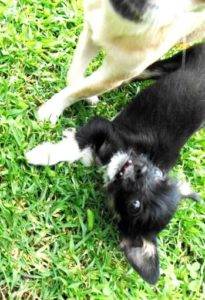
[133,200,140,209]
[128,200,141,216]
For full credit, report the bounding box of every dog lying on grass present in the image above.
[26,44,205,284]
[37,0,205,124]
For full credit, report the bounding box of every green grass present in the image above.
[0,1,204,299]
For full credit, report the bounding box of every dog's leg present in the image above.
[25,129,93,166]
[67,24,100,105]
[26,117,115,166]
[37,57,129,124]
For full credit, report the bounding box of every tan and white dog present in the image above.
[37,0,205,124]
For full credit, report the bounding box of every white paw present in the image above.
[26,130,83,166]
[25,142,58,166]
[86,96,99,105]
[63,128,76,138]
[37,95,65,124]
[81,147,94,166]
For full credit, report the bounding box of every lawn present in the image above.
[0,0,204,299]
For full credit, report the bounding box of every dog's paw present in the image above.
[178,181,202,202]
[25,142,58,166]
[86,96,99,106]
[26,128,83,166]
[37,95,65,124]
[62,128,76,138]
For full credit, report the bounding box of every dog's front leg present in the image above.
[67,24,100,105]
[25,117,113,166]
[25,129,93,166]
[37,57,129,124]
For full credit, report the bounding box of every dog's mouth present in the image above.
[116,159,133,179]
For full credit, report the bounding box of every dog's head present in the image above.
[106,151,180,284]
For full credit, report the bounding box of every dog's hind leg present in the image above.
[67,24,100,105]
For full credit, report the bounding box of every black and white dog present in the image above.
[26,44,205,284]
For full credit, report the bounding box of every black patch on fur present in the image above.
[110,0,147,21]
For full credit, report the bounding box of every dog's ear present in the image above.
[120,234,159,284]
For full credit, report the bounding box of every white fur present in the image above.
[120,237,156,261]
[142,238,156,258]
[81,147,94,166]
[25,129,93,166]
[178,181,193,197]
[37,91,71,125]
[86,95,99,105]
[107,152,129,181]
[37,0,205,124]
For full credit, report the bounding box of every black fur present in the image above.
[110,0,148,21]
[75,44,205,284]
[142,44,203,80]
